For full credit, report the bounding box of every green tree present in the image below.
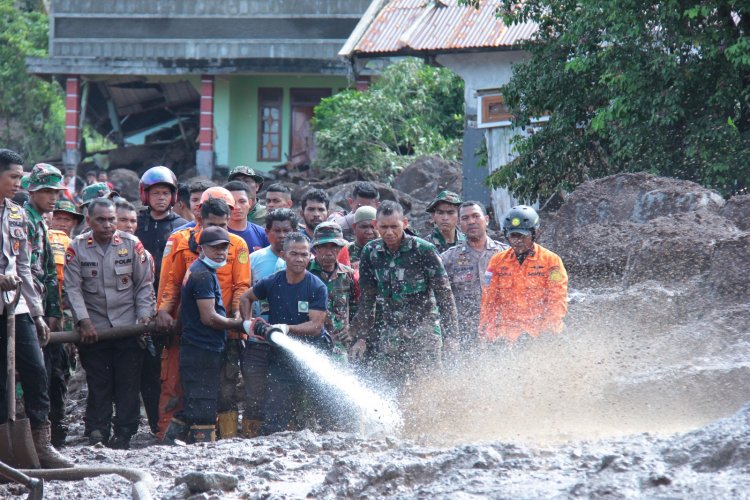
[488,0,750,199]
[312,58,464,174]
[0,0,64,162]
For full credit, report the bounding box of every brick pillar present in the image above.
[64,76,81,167]
[196,75,215,178]
[355,75,371,92]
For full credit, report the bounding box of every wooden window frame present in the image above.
[257,87,283,162]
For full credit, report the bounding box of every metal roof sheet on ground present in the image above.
[351,0,537,55]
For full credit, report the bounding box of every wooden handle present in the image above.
[47,324,166,344]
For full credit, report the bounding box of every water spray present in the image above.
[258,323,403,435]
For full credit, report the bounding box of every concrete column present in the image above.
[63,76,81,167]
[355,75,371,92]
[196,75,215,178]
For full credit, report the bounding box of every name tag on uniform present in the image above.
[298,301,309,313]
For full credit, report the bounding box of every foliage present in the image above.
[487,0,750,199]
[0,0,64,162]
[312,58,464,174]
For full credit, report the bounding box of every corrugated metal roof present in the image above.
[351,0,536,55]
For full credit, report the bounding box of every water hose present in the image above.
[20,467,154,500]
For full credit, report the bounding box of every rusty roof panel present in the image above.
[353,0,537,55]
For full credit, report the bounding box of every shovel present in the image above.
[0,459,43,500]
[0,285,41,469]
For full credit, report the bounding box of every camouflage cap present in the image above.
[426,190,462,213]
[80,182,117,205]
[20,173,31,191]
[312,221,347,248]
[53,199,84,221]
[27,163,65,192]
[228,165,264,187]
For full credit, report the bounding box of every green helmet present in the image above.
[80,182,115,206]
[53,199,84,221]
[27,163,65,192]
[502,205,540,238]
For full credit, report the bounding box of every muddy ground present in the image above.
[3,173,750,498]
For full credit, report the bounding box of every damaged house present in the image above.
[26,0,371,177]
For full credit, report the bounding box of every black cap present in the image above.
[199,226,231,246]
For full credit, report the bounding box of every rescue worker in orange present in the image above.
[154,187,250,442]
[479,206,568,343]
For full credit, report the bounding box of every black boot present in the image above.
[108,434,131,450]
[51,422,68,448]
[163,417,189,445]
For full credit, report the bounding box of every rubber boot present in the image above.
[108,434,131,450]
[189,424,216,443]
[163,417,189,445]
[217,410,239,439]
[32,422,74,468]
[241,418,263,438]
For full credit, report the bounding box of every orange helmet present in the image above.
[199,186,235,209]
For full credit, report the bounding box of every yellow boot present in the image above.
[189,424,216,443]
[217,410,239,439]
[241,417,263,438]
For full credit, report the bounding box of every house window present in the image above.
[258,88,282,162]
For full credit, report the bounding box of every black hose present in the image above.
[20,466,154,500]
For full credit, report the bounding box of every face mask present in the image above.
[200,255,227,270]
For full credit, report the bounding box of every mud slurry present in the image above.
[2,407,749,499]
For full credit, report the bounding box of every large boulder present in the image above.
[392,155,462,204]
[539,173,735,288]
[107,168,140,201]
[719,194,750,231]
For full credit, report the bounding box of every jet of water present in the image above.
[268,331,403,435]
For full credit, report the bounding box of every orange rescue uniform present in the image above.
[479,243,568,342]
[156,226,251,439]
[48,229,71,303]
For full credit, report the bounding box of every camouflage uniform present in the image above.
[352,235,458,388]
[309,260,358,360]
[423,190,465,253]
[24,203,61,320]
[24,164,67,446]
[441,237,508,344]
[423,227,466,254]
[347,241,366,270]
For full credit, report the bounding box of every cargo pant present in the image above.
[217,339,243,414]
[0,313,50,427]
[239,341,271,422]
[176,342,222,425]
[78,337,144,439]
[43,342,71,436]
[156,339,182,440]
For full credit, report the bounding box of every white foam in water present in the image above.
[268,331,403,435]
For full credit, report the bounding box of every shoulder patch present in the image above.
[65,246,76,263]
[549,268,563,282]
[237,249,249,265]
[163,239,173,257]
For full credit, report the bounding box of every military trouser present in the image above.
[43,342,71,432]
[370,330,443,392]
[78,337,144,439]
[140,339,162,434]
[239,341,271,421]
[0,314,50,428]
[176,342,222,426]
[217,339,242,413]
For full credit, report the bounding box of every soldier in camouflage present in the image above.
[423,190,466,253]
[308,221,359,362]
[25,164,70,446]
[346,206,379,271]
[350,201,458,389]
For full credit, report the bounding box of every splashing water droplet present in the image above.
[269,331,403,435]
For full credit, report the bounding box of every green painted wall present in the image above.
[214,74,349,173]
